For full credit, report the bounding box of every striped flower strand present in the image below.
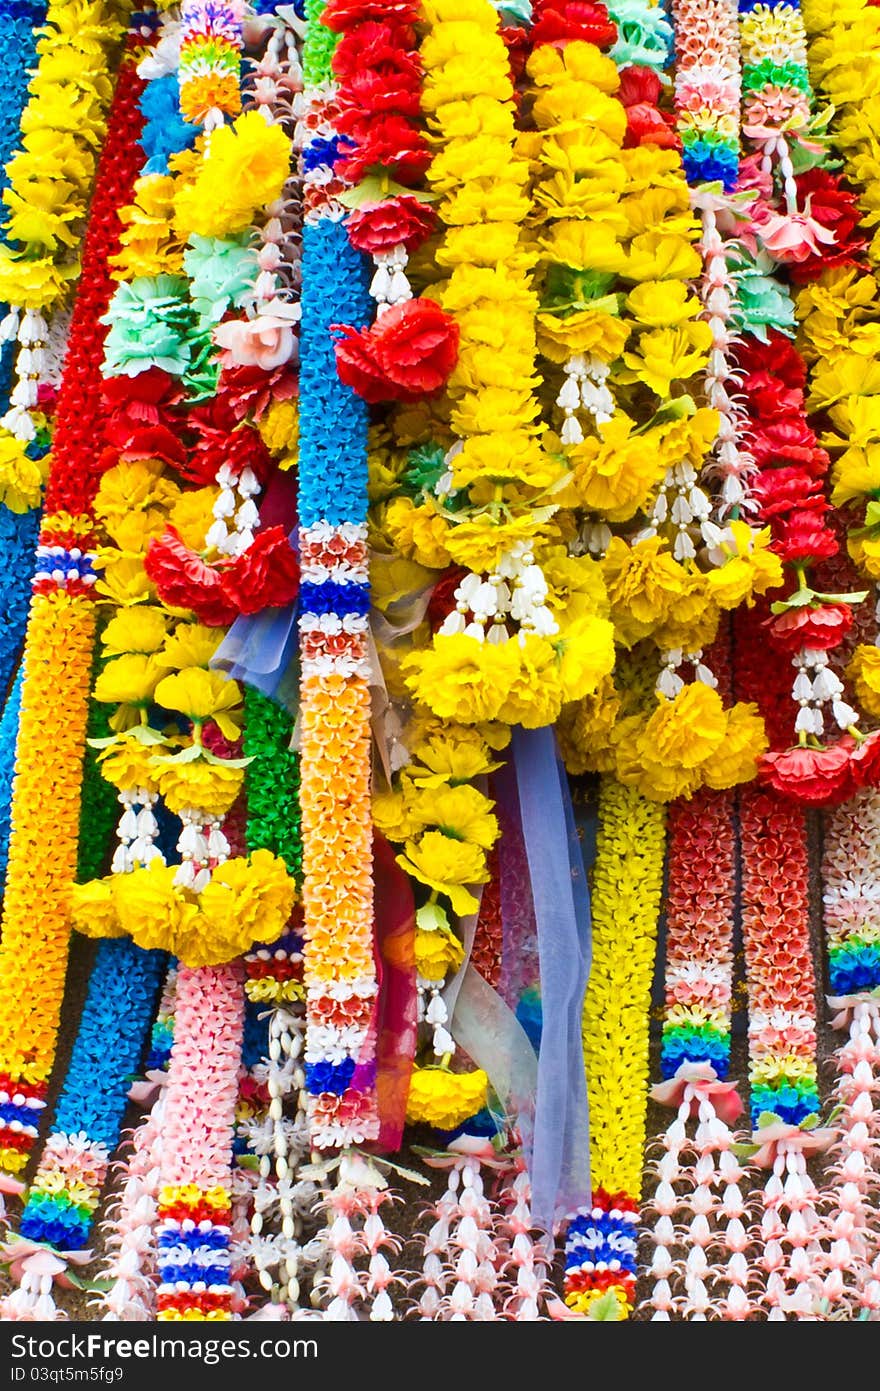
[570,778,665,1318]
[155,963,245,1321]
[0,50,145,1183]
[296,0,378,1151]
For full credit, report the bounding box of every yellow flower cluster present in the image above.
[612,683,767,802]
[70,848,293,967]
[601,524,782,652]
[0,0,127,310]
[527,40,709,412]
[88,455,256,855]
[0,433,50,512]
[796,269,880,578]
[804,0,880,260]
[405,1065,489,1130]
[373,716,503,920]
[797,5,880,579]
[581,778,665,1205]
[173,112,292,240]
[110,172,187,281]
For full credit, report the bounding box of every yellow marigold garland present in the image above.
[571,776,665,1315]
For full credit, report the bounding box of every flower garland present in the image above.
[0,45,145,1183]
[1,941,166,1318]
[570,776,665,1317]
[295,0,378,1150]
[400,0,616,733]
[178,0,242,129]
[155,961,244,1321]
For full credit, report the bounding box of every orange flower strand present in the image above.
[0,593,96,1088]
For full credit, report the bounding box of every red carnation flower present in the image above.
[345,196,436,256]
[765,601,854,653]
[738,371,804,424]
[618,66,662,106]
[322,0,420,30]
[773,510,839,565]
[217,364,297,423]
[735,333,806,389]
[332,323,392,404]
[531,0,617,49]
[787,168,866,285]
[222,526,299,615]
[185,413,273,487]
[759,742,855,806]
[849,729,880,789]
[145,527,238,627]
[333,25,421,82]
[624,102,680,149]
[336,117,431,186]
[427,566,468,632]
[336,72,423,120]
[751,467,827,520]
[748,420,828,476]
[334,298,459,403]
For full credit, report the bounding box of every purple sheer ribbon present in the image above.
[512,725,591,1233]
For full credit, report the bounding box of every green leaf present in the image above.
[588,1291,623,1321]
[416,901,451,934]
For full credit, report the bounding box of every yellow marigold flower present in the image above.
[69,877,122,941]
[0,433,48,512]
[174,112,291,239]
[372,787,425,843]
[396,829,488,916]
[0,248,76,310]
[626,279,702,328]
[411,783,498,849]
[437,180,532,227]
[452,431,563,489]
[642,683,728,769]
[445,512,553,570]
[622,230,702,283]
[257,397,298,468]
[557,675,620,776]
[613,716,703,801]
[408,728,502,786]
[94,458,179,525]
[619,186,701,237]
[848,644,880,718]
[168,486,220,551]
[405,1066,489,1129]
[654,406,720,469]
[155,757,245,818]
[101,607,168,657]
[154,667,242,740]
[702,701,766,791]
[527,37,620,97]
[157,623,224,671]
[94,653,165,729]
[540,220,627,275]
[436,221,533,272]
[555,612,616,703]
[704,522,784,607]
[809,351,880,411]
[831,444,880,506]
[847,529,880,581]
[622,321,713,398]
[572,412,668,521]
[543,547,609,618]
[414,925,465,982]
[537,309,630,365]
[602,536,689,645]
[196,850,293,966]
[384,497,451,570]
[102,507,168,554]
[429,135,529,192]
[96,735,162,795]
[94,554,155,607]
